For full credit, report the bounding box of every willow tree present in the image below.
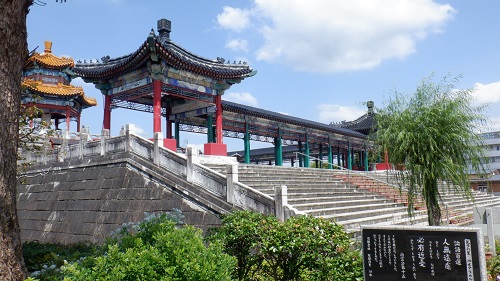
[375,75,487,226]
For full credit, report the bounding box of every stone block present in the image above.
[52,201,69,211]
[125,176,147,188]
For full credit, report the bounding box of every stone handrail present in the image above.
[20,124,277,217]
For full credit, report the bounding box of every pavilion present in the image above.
[71,18,372,170]
[22,41,97,132]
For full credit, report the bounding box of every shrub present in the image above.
[61,211,235,281]
[487,255,500,281]
[209,210,363,281]
[22,241,100,281]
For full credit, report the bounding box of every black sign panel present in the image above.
[362,227,484,281]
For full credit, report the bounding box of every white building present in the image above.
[470,131,500,195]
[479,131,500,172]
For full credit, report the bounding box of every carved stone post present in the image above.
[100,129,110,156]
[58,130,69,162]
[275,185,288,222]
[186,146,194,183]
[153,132,163,165]
[124,124,131,153]
[79,128,89,160]
[226,164,238,204]
[487,208,496,256]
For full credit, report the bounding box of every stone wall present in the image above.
[17,153,234,244]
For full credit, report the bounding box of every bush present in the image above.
[22,241,100,281]
[209,210,363,281]
[61,211,235,281]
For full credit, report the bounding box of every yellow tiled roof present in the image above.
[25,52,75,69]
[22,79,97,107]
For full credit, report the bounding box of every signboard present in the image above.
[362,226,486,281]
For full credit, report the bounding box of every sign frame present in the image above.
[361,225,487,281]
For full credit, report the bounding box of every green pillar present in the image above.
[175,122,180,148]
[298,141,303,167]
[328,138,333,170]
[347,140,352,170]
[318,143,323,169]
[274,127,283,166]
[207,115,214,143]
[364,145,369,171]
[337,146,341,169]
[244,121,250,164]
[304,131,310,168]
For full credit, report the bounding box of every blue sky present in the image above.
[27,0,500,152]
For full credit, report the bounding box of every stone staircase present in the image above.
[207,164,500,236]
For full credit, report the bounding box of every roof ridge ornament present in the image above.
[157,18,171,44]
[367,100,374,115]
[147,29,159,62]
[44,41,52,53]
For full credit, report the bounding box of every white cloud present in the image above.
[127,123,145,135]
[473,81,500,104]
[223,92,258,107]
[317,104,366,123]
[222,0,454,73]
[468,81,500,132]
[225,39,249,52]
[217,6,251,32]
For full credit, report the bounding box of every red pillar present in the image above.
[215,94,223,144]
[204,94,227,156]
[65,106,71,131]
[103,94,111,130]
[153,79,162,133]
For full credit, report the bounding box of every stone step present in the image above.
[288,195,386,204]
[335,209,426,231]
[302,203,406,219]
[285,191,377,199]
[238,182,356,190]
[237,181,347,188]
[217,165,500,236]
[237,177,344,185]
[258,189,375,198]
[292,198,395,210]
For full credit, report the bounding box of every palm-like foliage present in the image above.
[374,75,488,225]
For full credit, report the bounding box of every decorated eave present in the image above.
[222,101,367,139]
[22,41,97,109]
[72,19,255,82]
[335,113,375,136]
[177,99,368,150]
[25,42,75,70]
[332,101,376,136]
[21,80,97,108]
[25,52,75,69]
